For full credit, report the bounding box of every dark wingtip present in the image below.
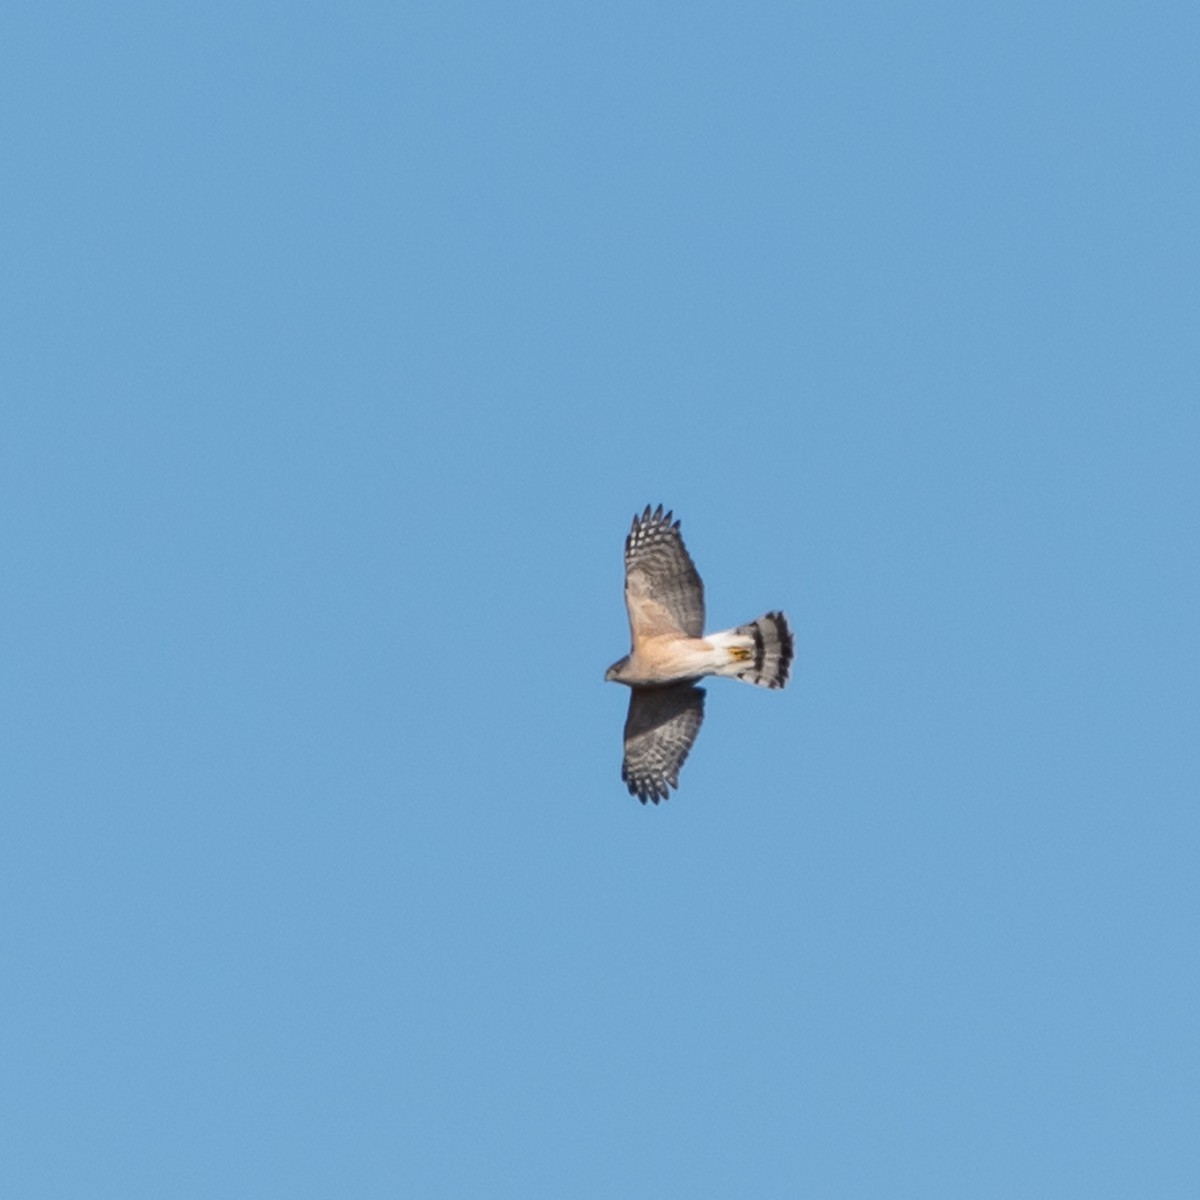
[624,772,672,805]
[632,503,679,532]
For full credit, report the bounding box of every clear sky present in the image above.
[4,3,1198,1196]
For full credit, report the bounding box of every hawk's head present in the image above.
[605,656,631,684]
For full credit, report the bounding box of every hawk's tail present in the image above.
[709,612,794,689]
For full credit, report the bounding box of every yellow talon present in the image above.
[729,646,751,662]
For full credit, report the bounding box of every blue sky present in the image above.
[4,2,1198,1196]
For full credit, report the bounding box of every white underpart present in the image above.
[701,628,759,677]
[620,627,754,684]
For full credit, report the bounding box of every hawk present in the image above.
[605,504,794,803]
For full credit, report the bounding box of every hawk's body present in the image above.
[605,505,794,803]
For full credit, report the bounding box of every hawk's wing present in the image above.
[621,683,706,804]
[624,504,705,643]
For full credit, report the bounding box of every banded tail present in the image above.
[708,611,794,689]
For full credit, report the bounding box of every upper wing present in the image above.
[621,682,706,804]
[624,504,705,643]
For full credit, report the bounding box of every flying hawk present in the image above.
[605,505,793,803]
